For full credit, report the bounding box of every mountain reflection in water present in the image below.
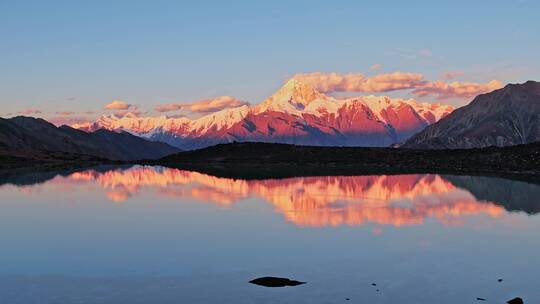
[4,165,540,228]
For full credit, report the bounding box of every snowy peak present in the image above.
[73,78,456,150]
[406,101,454,124]
[190,104,250,134]
[278,78,329,105]
[347,96,454,124]
[75,113,191,135]
[75,105,251,137]
[256,78,333,114]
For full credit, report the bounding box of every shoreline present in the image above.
[146,141,540,180]
[2,142,540,183]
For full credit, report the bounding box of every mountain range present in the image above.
[405,80,540,148]
[0,116,180,161]
[74,79,454,150]
[3,79,539,166]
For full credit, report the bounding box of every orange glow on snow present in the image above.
[64,167,503,227]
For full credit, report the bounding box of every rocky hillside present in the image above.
[404,81,540,149]
[0,116,180,161]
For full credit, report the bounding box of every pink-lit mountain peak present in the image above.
[270,78,326,105]
[258,79,453,121]
[73,78,454,149]
[256,78,332,114]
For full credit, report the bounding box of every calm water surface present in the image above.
[0,166,539,303]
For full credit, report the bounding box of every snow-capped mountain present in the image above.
[74,79,454,150]
[254,78,332,115]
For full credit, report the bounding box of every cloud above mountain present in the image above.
[155,96,249,114]
[13,72,502,128]
[412,80,503,99]
[104,100,132,110]
[293,72,425,93]
[292,72,503,100]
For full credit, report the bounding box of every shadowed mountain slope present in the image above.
[404,81,540,149]
[0,116,180,161]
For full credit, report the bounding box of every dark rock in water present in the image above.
[507,297,524,304]
[477,297,487,301]
[345,298,350,301]
[498,279,503,282]
[371,283,377,286]
[249,276,305,287]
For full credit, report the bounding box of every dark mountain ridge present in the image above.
[0,116,180,161]
[404,80,540,149]
[150,141,540,179]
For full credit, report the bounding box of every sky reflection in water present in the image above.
[9,166,516,227]
[0,166,539,303]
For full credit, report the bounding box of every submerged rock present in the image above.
[249,276,306,287]
[507,297,524,304]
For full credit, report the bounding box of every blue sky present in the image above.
[1,0,539,122]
